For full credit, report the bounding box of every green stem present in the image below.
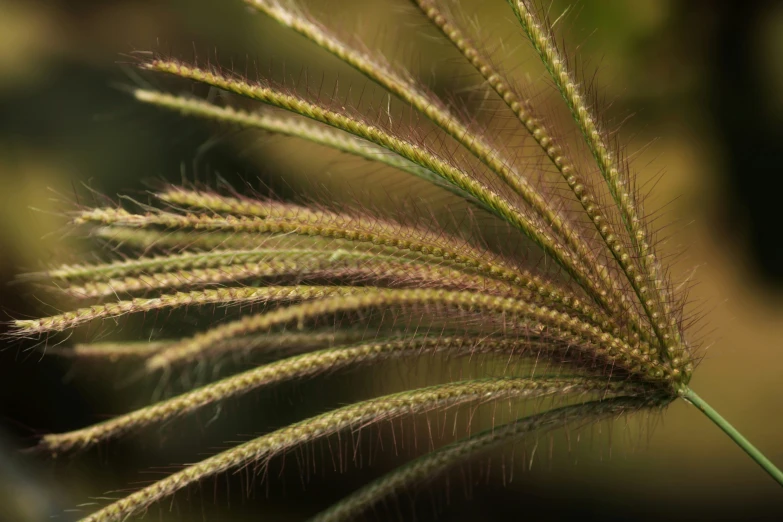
[683,387,783,486]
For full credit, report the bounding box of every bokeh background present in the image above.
[1,0,782,520]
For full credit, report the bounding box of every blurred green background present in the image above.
[1,0,782,520]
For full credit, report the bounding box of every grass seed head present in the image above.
[6,0,720,519]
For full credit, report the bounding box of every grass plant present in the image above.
[8,0,782,520]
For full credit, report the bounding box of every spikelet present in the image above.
[79,377,645,522]
[312,394,670,522]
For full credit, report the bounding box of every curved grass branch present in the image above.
[39,335,535,454]
[106,194,529,284]
[507,0,688,376]
[77,377,639,522]
[81,198,526,288]
[243,0,625,320]
[45,249,357,282]
[134,89,483,207]
[54,249,526,300]
[312,394,669,522]
[51,330,375,364]
[411,0,653,347]
[17,281,654,378]
[91,225,271,252]
[73,205,620,334]
[61,258,516,299]
[144,288,667,381]
[12,285,351,335]
[45,340,173,360]
[142,58,618,315]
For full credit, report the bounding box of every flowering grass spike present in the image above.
[9,0,783,520]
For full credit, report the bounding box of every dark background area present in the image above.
[1,0,782,520]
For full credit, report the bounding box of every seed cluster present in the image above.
[11,1,696,520]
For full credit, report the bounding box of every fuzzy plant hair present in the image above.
[9,0,783,520]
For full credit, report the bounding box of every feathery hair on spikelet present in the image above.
[78,377,642,522]
[13,285,351,335]
[47,329,382,365]
[65,194,625,332]
[411,0,655,347]
[241,0,620,302]
[141,288,665,377]
[506,0,689,374]
[142,58,623,312]
[38,335,543,453]
[44,340,173,360]
[9,1,783,520]
[133,89,483,205]
[56,252,526,299]
[312,394,670,522]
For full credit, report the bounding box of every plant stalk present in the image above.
[683,387,783,486]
